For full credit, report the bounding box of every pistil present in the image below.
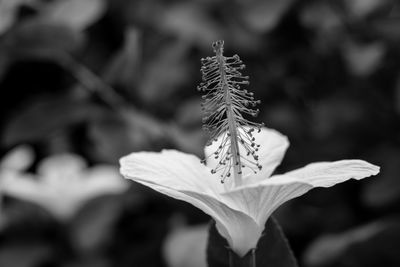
[215,46,243,187]
[198,40,263,186]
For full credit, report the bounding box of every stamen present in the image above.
[199,40,263,186]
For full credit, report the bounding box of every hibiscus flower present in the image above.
[120,127,379,257]
[2,152,129,220]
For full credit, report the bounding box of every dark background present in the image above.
[0,0,399,266]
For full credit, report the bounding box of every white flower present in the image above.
[0,145,35,229]
[119,127,379,257]
[2,153,129,220]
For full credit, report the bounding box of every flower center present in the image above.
[199,40,263,186]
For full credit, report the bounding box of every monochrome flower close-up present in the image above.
[120,127,380,257]
[0,0,398,266]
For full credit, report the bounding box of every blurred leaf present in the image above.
[362,147,400,208]
[174,98,202,129]
[0,244,51,267]
[87,108,167,163]
[2,94,102,146]
[163,224,208,267]
[3,18,84,59]
[389,2,400,17]
[0,0,104,61]
[300,2,342,31]
[103,27,141,89]
[0,0,22,35]
[0,48,10,82]
[70,195,123,253]
[342,41,385,76]
[166,126,205,156]
[274,194,359,243]
[87,107,205,162]
[395,75,400,115]
[207,217,298,267]
[223,19,263,52]
[262,104,304,140]
[345,0,391,18]
[304,220,384,267]
[160,2,221,47]
[372,17,400,41]
[299,2,344,53]
[1,196,53,227]
[239,0,294,33]
[368,1,400,39]
[304,217,400,267]
[311,97,366,139]
[61,257,110,267]
[138,41,191,104]
[0,0,41,35]
[41,0,106,31]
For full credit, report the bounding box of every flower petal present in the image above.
[37,154,87,182]
[1,171,42,201]
[119,149,262,256]
[284,160,380,187]
[1,171,81,219]
[83,165,129,196]
[222,176,312,229]
[0,145,35,172]
[120,150,223,195]
[204,127,289,186]
[244,127,289,183]
[134,179,262,257]
[2,163,128,220]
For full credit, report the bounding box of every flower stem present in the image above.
[57,52,126,110]
[229,249,256,267]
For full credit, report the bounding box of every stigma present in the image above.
[198,40,263,186]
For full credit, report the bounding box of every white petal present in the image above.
[2,163,128,220]
[1,171,80,219]
[55,165,129,214]
[119,149,262,256]
[1,171,42,201]
[284,160,380,187]
[204,127,289,186]
[0,145,35,172]
[222,176,312,229]
[244,127,289,183]
[37,154,87,182]
[137,180,262,257]
[83,165,129,196]
[120,150,223,195]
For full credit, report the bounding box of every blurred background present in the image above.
[0,0,399,266]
